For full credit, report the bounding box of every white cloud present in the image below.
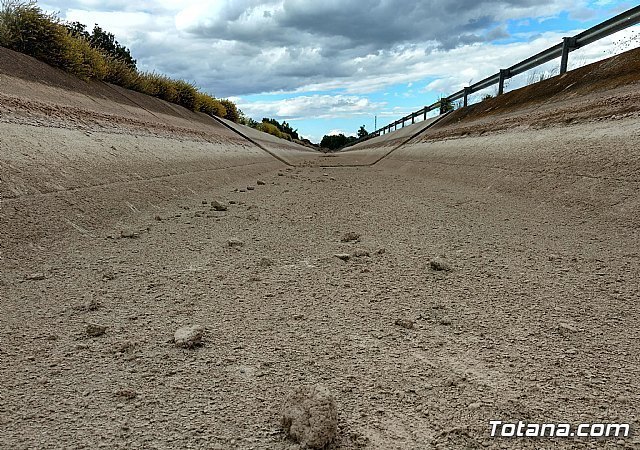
[39,0,609,97]
[236,94,386,120]
[35,0,638,133]
[327,129,354,136]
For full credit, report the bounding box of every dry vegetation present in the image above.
[0,0,237,120]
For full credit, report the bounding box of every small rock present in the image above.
[120,230,139,239]
[247,186,255,191]
[227,238,245,248]
[395,318,415,330]
[229,200,237,205]
[86,323,107,337]
[439,318,452,326]
[558,321,578,333]
[281,384,337,449]
[239,189,247,192]
[115,389,137,400]
[154,215,162,221]
[202,200,208,205]
[83,297,101,311]
[257,180,266,185]
[101,270,115,281]
[375,248,386,255]
[259,257,274,267]
[353,249,370,258]
[211,200,228,211]
[174,325,204,348]
[113,341,137,354]
[468,402,481,409]
[24,272,46,281]
[340,232,360,243]
[334,253,351,262]
[429,258,452,271]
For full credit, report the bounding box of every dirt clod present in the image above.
[340,232,360,243]
[395,318,415,329]
[430,257,452,271]
[334,253,351,261]
[211,200,228,211]
[86,323,107,337]
[281,384,338,449]
[259,257,274,267]
[24,272,45,281]
[174,325,204,348]
[227,238,245,248]
[83,297,101,311]
[257,180,266,185]
[115,389,137,400]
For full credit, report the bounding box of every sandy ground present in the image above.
[1,156,638,449]
[1,47,640,449]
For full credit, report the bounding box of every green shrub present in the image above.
[0,0,244,122]
[0,0,67,67]
[135,72,179,103]
[195,93,226,117]
[257,122,292,140]
[104,57,138,88]
[170,79,196,111]
[438,97,454,113]
[62,33,108,80]
[220,98,239,122]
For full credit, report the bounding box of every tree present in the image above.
[65,21,136,69]
[320,133,356,151]
[238,110,258,128]
[261,118,299,140]
[439,97,454,113]
[89,24,136,69]
[220,99,239,122]
[357,125,368,138]
[65,21,89,39]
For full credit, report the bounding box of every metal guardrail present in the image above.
[349,5,640,146]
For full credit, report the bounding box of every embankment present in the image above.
[0,47,315,253]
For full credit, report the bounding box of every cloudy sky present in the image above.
[40,0,638,142]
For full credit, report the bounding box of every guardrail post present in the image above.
[560,37,577,74]
[463,87,471,107]
[411,113,415,124]
[498,69,510,95]
[423,108,427,120]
